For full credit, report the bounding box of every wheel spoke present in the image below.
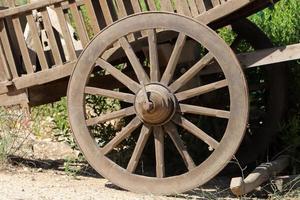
[178,104,230,119]
[172,114,219,150]
[85,87,135,103]
[86,106,135,126]
[169,53,214,92]
[96,58,141,93]
[127,125,152,173]
[148,29,160,82]
[102,116,142,155]
[175,79,228,102]
[164,122,196,170]
[160,33,187,85]
[154,126,165,178]
[119,37,150,84]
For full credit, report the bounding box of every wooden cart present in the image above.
[0,0,298,195]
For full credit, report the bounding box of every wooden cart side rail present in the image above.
[196,0,255,24]
[0,0,67,19]
[7,42,300,93]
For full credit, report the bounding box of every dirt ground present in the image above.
[0,167,217,200]
[1,164,300,200]
[0,163,244,200]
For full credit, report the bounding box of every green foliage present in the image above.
[250,0,300,46]
[31,98,75,148]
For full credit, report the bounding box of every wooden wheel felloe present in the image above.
[67,12,248,195]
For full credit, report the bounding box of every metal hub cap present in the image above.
[134,83,176,125]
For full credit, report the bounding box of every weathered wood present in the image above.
[40,7,63,65]
[0,0,67,19]
[0,20,18,78]
[195,0,207,13]
[230,155,290,196]
[188,0,200,17]
[99,0,113,26]
[0,89,28,106]
[83,0,100,34]
[238,43,300,68]
[13,61,75,90]
[12,15,34,74]
[54,3,77,61]
[160,0,173,11]
[69,0,89,47]
[175,0,191,16]
[26,12,49,71]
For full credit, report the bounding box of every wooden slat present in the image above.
[145,0,157,10]
[130,0,141,13]
[11,15,34,74]
[211,0,221,7]
[40,7,63,65]
[115,0,127,18]
[69,0,89,47]
[0,41,11,81]
[188,0,200,17]
[99,0,113,26]
[175,0,192,16]
[54,3,77,61]
[83,0,100,34]
[160,0,173,11]
[115,0,135,41]
[26,12,49,71]
[0,20,18,78]
[195,0,207,13]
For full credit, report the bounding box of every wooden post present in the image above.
[230,155,290,196]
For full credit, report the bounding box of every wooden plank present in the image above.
[230,156,289,196]
[238,43,300,68]
[0,89,28,106]
[0,20,18,78]
[40,7,63,65]
[83,0,100,34]
[11,15,34,74]
[115,0,135,41]
[195,0,207,13]
[0,40,11,81]
[13,61,76,90]
[69,0,89,47]
[0,0,67,19]
[26,11,48,71]
[188,0,199,17]
[160,0,173,11]
[54,3,77,61]
[130,0,141,13]
[175,0,191,16]
[196,0,253,24]
[99,0,113,25]
[211,0,221,7]
[145,0,157,10]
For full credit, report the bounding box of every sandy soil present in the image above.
[0,168,199,200]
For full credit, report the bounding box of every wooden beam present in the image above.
[13,61,75,90]
[238,43,300,68]
[0,0,67,19]
[230,155,289,196]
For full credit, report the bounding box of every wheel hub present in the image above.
[134,83,176,125]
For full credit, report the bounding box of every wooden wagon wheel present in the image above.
[67,12,248,194]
